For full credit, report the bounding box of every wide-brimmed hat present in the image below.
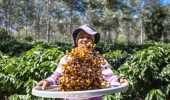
[72,24,100,47]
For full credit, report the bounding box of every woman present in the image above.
[36,24,129,100]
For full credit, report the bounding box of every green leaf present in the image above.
[145,89,166,100]
[40,61,50,67]
[5,65,16,73]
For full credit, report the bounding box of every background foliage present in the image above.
[0,30,170,100]
[0,0,170,43]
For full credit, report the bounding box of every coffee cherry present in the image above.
[58,42,110,91]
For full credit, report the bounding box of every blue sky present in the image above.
[164,0,170,4]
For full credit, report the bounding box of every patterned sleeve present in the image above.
[45,55,69,85]
[101,58,119,83]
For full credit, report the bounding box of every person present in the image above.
[36,24,129,100]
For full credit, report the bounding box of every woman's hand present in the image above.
[36,80,49,90]
[119,78,130,87]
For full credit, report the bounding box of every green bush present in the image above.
[1,37,170,100]
[95,41,154,54]
[0,28,33,56]
[49,41,72,53]
[104,50,129,70]
[119,44,170,100]
[24,36,34,42]
[0,29,71,57]
[0,46,64,100]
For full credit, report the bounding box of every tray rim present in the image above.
[32,83,128,99]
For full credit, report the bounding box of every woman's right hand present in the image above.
[36,80,49,90]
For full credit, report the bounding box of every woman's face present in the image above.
[77,31,93,47]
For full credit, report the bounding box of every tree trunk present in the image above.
[6,0,12,35]
[140,15,144,43]
[103,30,107,42]
[125,22,132,42]
[129,22,132,41]
[113,28,119,42]
[125,23,128,42]
[37,5,40,40]
[34,29,36,42]
[108,26,111,43]
[46,0,51,42]
[140,0,146,43]
[106,26,109,43]
[17,30,20,41]
[69,7,73,41]
[26,22,27,37]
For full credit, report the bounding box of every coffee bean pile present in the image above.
[57,42,110,91]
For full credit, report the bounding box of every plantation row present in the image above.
[0,30,170,100]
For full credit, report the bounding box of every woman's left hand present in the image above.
[119,78,130,87]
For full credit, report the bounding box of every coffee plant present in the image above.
[118,44,170,100]
[1,38,170,100]
[0,46,64,100]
